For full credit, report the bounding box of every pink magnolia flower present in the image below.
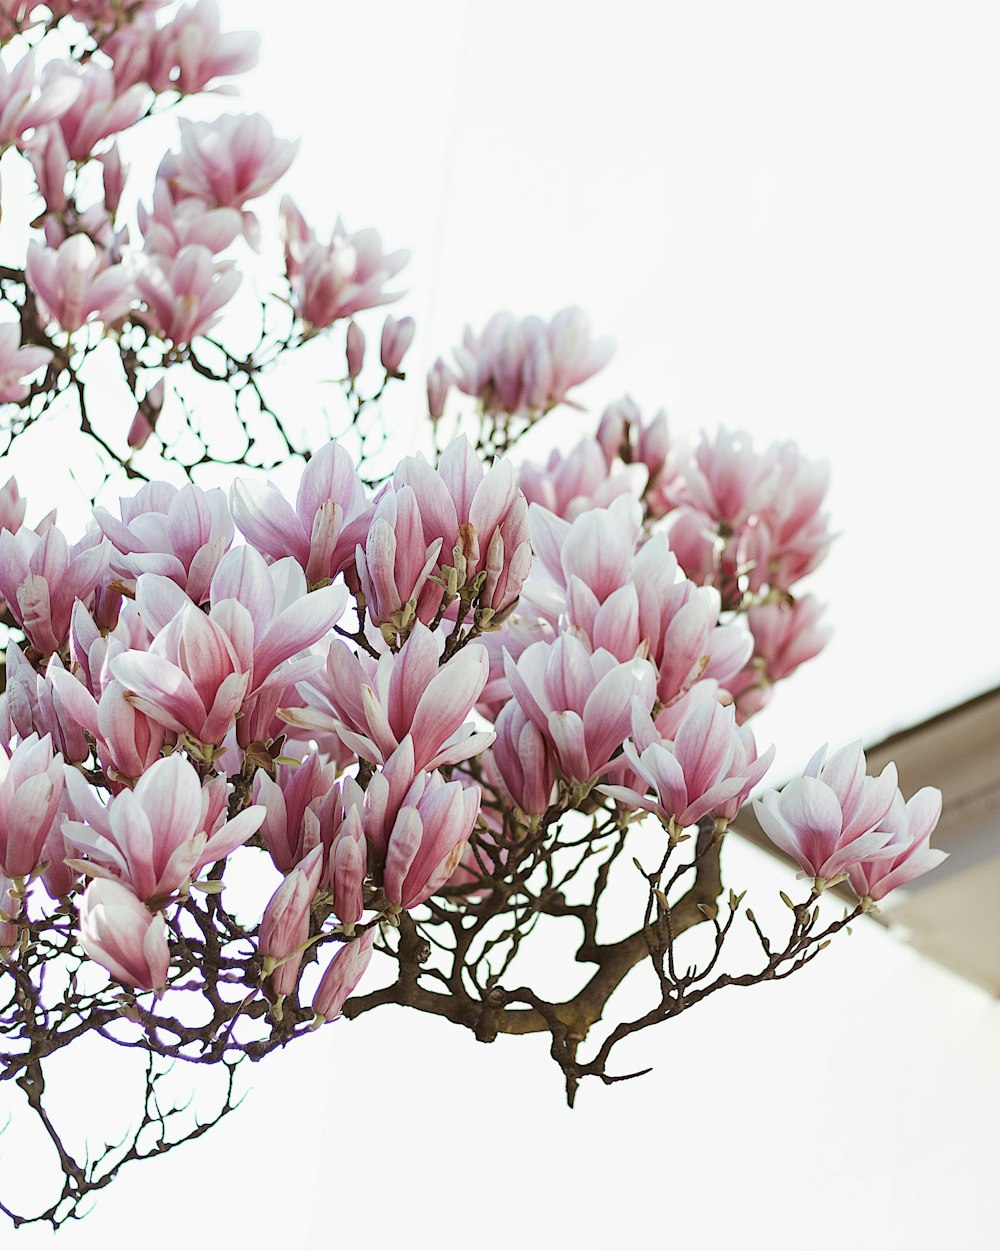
[452,308,614,418]
[94,481,234,603]
[0,50,81,147]
[139,177,243,259]
[0,733,65,880]
[258,844,324,1000]
[5,645,90,764]
[0,523,109,655]
[281,201,409,328]
[426,357,453,420]
[126,379,166,451]
[504,634,657,787]
[0,323,51,403]
[46,60,147,160]
[152,0,260,95]
[136,244,240,345]
[381,770,481,911]
[312,928,375,1023]
[356,485,442,632]
[172,114,298,209]
[63,753,264,903]
[753,442,832,591]
[394,435,532,620]
[78,877,170,993]
[491,701,557,818]
[0,476,26,534]
[253,753,339,875]
[729,594,832,719]
[325,803,367,929]
[753,742,900,886]
[26,236,133,334]
[346,321,365,380]
[847,787,946,903]
[283,621,492,774]
[230,439,372,585]
[518,438,645,521]
[601,699,773,830]
[380,314,415,376]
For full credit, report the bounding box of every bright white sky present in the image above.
[4,2,999,1247]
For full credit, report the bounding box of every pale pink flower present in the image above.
[426,357,453,420]
[173,114,297,209]
[258,844,323,999]
[0,523,109,655]
[504,634,657,787]
[601,699,773,829]
[0,323,51,403]
[26,236,133,334]
[346,321,365,380]
[452,308,614,418]
[94,481,234,603]
[325,804,367,928]
[518,438,645,521]
[0,50,81,147]
[0,733,65,880]
[356,486,442,632]
[63,753,264,902]
[0,476,26,533]
[380,314,415,376]
[126,379,165,451]
[77,877,169,993]
[283,622,492,774]
[230,439,372,585]
[753,742,900,885]
[135,244,240,344]
[253,753,339,875]
[46,60,147,160]
[312,928,375,1023]
[394,435,532,619]
[730,594,832,719]
[139,178,242,258]
[282,202,409,328]
[847,787,946,903]
[4,645,90,764]
[149,0,259,95]
[491,701,557,817]
[382,771,480,911]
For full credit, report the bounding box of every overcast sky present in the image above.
[4,3,999,1247]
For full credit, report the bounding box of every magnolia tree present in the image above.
[0,0,947,1232]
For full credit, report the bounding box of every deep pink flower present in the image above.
[491,701,557,818]
[253,753,339,875]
